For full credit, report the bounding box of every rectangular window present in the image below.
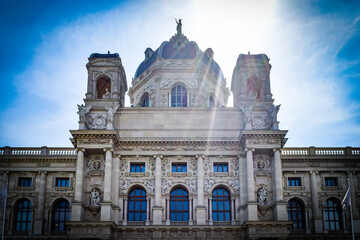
[56,178,70,187]
[325,177,338,187]
[18,177,32,187]
[172,163,187,172]
[288,177,302,186]
[213,163,228,172]
[130,163,145,173]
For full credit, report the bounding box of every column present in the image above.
[196,155,206,224]
[189,197,193,225]
[123,198,128,225]
[231,198,236,225]
[153,155,163,225]
[245,149,257,221]
[146,197,150,225]
[310,171,323,233]
[101,148,113,221]
[209,198,213,225]
[305,210,310,234]
[238,154,246,224]
[273,149,287,220]
[71,149,85,221]
[112,155,120,224]
[347,172,360,231]
[34,171,47,234]
[166,197,170,225]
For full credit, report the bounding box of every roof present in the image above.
[89,52,120,58]
[134,34,224,81]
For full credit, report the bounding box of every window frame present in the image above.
[288,177,302,187]
[287,198,305,231]
[213,163,229,173]
[128,187,147,222]
[171,85,188,107]
[324,177,338,187]
[324,198,342,231]
[212,187,231,222]
[52,199,70,232]
[14,198,32,232]
[170,187,189,222]
[172,163,187,173]
[55,178,70,187]
[18,177,32,187]
[130,163,146,173]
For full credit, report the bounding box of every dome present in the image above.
[134,34,224,81]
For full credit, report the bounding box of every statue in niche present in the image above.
[102,88,111,99]
[175,18,182,35]
[246,75,260,99]
[77,104,92,122]
[90,189,101,207]
[257,160,265,170]
[257,187,269,206]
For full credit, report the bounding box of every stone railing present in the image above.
[0,147,77,156]
[281,147,360,156]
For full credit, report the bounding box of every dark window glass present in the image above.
[209,96,214,107]
[56,178,70,187]
[324,199,342,231]
[170,187,189,221]
[171,85,187,107]
[288,177,302,186]
[172,163,187,172]
[128,187,147,221]
[212,187,231,221]
[18,177,32,187]
[52,199,70,231]
[130,163,145,172]
[140,94,149,107]
[213,163,228,172]
[14,199,32,232]
[325,177,338,186]
[287,199,305,230]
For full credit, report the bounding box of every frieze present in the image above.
[246,138,280,145]
[78,138,112,145]
[160,77,198,89]
[117,141,241,152]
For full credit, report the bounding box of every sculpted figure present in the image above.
[102,88,111,99]
[257,187,269,206]
[90,189,101,207]
[175,18,182,35]
[105,104,119,122]
[77,104,92,122]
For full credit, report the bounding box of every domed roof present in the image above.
[134,34,224,81]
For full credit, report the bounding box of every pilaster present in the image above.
[196,155,206,225]
[34,171,47,235]
[153,155,163,225]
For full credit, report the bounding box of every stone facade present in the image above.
[0,27,360,240]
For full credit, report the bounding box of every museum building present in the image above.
[0,24,360,240]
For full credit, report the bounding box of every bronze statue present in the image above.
[175,18,182,35]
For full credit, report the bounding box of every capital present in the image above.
[38,171,48,175]
[196,154,205,159]
[153,154,163,159]
[103,148,113,152]
[245,148,255,152]
[273,148,281,152]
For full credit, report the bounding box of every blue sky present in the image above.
[0,0,359,147]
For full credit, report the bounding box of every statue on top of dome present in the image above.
[175,18,182,35]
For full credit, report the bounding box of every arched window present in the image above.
[212,187,231,221]
[96,76,111,99]
[324,198,342,231]
[170,187,189,221]
[14,198,32,232]
[52,199,70,231]
[171,85,187,107]
[209,96,214,107]
[139,93,149,107]
[128,187,147,221]
[287,198,305,230]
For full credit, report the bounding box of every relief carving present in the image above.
[87,113,107,130]
[119,179,131,194]
[144,180,155,194]
[204,179,215,193]
[162,179,173,194]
